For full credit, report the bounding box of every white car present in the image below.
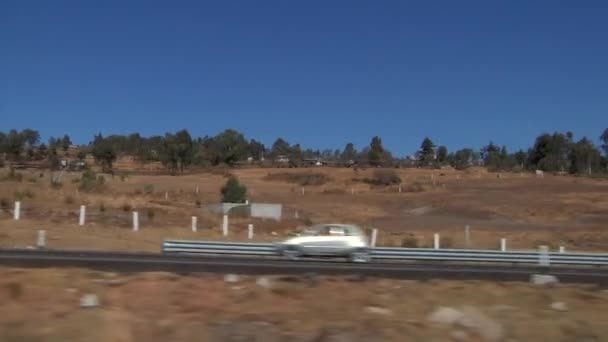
[273,224,371,262]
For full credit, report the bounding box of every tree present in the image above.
[601,128,608,156]
[513,150,528,169]
[448,148,475,169]
[92,135,117,173]
[368,136,384,166]
[21,129,40,147]
[220,177,248,203]
[270,138,291,159]
[436,145,448,164]
[247,139,266,161]
[61,134,72,151]
[528,132,573,172]
[569,137,601,175]
[161,129,194,173]
[341,143,357,161]
[418,137,435,166]
[5,129,26,160]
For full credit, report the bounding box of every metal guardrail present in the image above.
[162,240,608,266]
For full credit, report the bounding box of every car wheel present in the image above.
[350,249,371,263]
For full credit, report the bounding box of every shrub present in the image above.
[28,177,38,184]
[0,159,4,168]
[264,172,331,186]
[0,197,10,209]
[401,236,419,248]
[6,282,23,299]
[363,170,401,186]
[120,173,128,182]
[65,195,75,205]
[143,184,155,194]
[99,203,106,213]
[403,182,425,193]
[8,169,23,182]
[24,189,35,199]
[220,177,248,203]
[122,203,132,212]
[79,170,105,192]
[14,191,25,201]
[147,208,155,221]
[72,177,80,184]
[194,199,202,208]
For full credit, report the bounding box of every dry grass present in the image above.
[0,266,607,341]
[1,167,608,252]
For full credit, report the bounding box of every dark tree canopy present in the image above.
[368,136,384,166]
[221,177,248,203]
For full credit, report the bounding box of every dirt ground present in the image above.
[1,167,608,252]
[1,266,607,342]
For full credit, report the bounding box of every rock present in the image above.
[429,306,503,342]
[80,294,99,308]
[364,306,392,316]
[550,302,568,311]
[65,288,78,294]
[256,277,272,289]
[428,307,464,325]
[224,274,240,283]
[459,306,503,342]
[530,274,559,286]
[450,330,469,341]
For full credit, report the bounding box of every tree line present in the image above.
[1,128,607,175]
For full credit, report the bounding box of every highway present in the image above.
[1,249,608,285]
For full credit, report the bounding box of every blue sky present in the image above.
[1,1,607,156]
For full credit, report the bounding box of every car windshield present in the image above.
[301,225,359,236]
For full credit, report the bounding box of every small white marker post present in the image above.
[164,191,169,200]
[464,225,471,248]
[13,201,21,220]
[132,211,139,232]
[245,200,249,205]
[195,186,199,194]
[538,245,550,267]
[433,233,440,249]
[398,185,402,193]
[370,228,378,247]
[500,238,507,252]
[301,187,305,196]
[248,224,254,239]
[559,246,565,253]
[294,210,299,219]
[37,230,47,249]
[79,205,86,226]
[222,215,228,236]
[191,216,198,232]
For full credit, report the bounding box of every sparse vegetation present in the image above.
[0,197,9,209]
[65,195,75,205]
[79,170,105,192]
[120,173,128,182]
[194,199,202,208]
[401,236,419,248]
[143,184,155,194]
[221,177,248,203]
[264,172,331,186]
[403,181,425,192]
[122,203,133,212]
[99,203,106,213]
[362,170,401,186]
[27,176,38,184]
[147,208,155,221]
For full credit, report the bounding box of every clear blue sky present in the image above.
[1,1,607,156]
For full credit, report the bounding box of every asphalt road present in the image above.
[1,249,608,285]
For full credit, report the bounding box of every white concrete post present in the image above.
[164,191,169,200]
[195,186,199,194]
[538,245,550,266]
[559,246,565,253]
[79,205,86,226]
[222,215,228,236]
[370,228,378,247]
[398,186,402,193]
[294,210,299,219]
[434,233,440,249]
[132,211,139,232]
[245,199,249,205]
[13,201,21,220]
[464,225,470,247]
[351,187,354,195]
[301,187,305,196]
[191,216,197,232]
[248,224,254,239]
[500,238,507,252]
[37,230,46,248]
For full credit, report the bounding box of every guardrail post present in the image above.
[351,187,355,195]
[165,191,169,200]
[500,238,507,252]
[222,215,229,236]
[195,186,199,194]
[132,211,139,232]
[191,216,197,232]
[538,245,550,267]
[370,229,378,247]
[248,224,254,239]
[37,230,46,248]
[13,201,21,220]
[559,246,565,253]
[79,205,86,226]
[434,233,440,249]
[301,187,305,196]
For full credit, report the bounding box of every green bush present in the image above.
[79,170,105,192]
[194,199,202,208]
[220,177,248,203]
[143,184,155,194]
[122,203,132,212]
[147,209,155,221]
[0,197,10,209]
[65,195,75,205]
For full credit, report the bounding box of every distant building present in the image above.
[275,155,289,163]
